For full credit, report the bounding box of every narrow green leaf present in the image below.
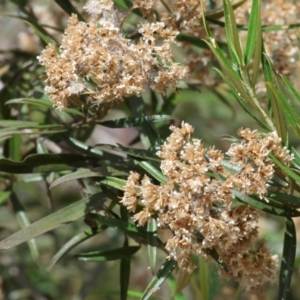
[24,21,53,45]
[251,28,262,87]
[99,115,172,128]
[267,80,300,138]
[268,191,300,209]
[9,135,21,161]
[11,192,39,262]
[266,82,287,144]
[120,238,131,300]
[198,256,209,300]
[113,0,132,9]
[176,34,210,50]
[202,41,255,107]
[0,191,11,205]
[278,218,296,300]
[281,75,300,104]
[270,153,300,185]
[54,0,85,21]
[244,0,261,66]
[167,275,188,300]
[0,192,105,250]
[0,153,95,174]
[205,248,228,272]
[76,246,140,262]
[47,225,105,271]
[0,128,66,142]
[5,97,52,108]
[62,136,104,157]
[172,269,192,297]
[233,190,300,217]
[223,0,244,66]
[100,177,126,191]
[141,259,177,300]
[97,144,160,162]
[134,161,167,184]
[0,120,39,128]
[50,169,103,189]
[87,289,143,298]
[147,218,158,275]
[214,68,268,130]
[291,147,300,169]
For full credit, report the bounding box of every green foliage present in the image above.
[1,0,300,299]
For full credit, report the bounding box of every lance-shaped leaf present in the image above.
[100,177,126,191]
[0,153,96,174]
[214,68,268,130]
[176,34,210,49]
[99,115,173,128]
[47,225,106,271]
[223,0,244,66]
[244,0,261,66]
[97,144,160,162]
[120,238,131,300]
[266,82,287,145]
[147,218,158,275]
[233,190,300,217]
[281,75,300,104]
[267,80,300,138]
[134,160,167,184]
[5,97,52,108]
[141,259,177,300]
[278,218,296,300]
[24,21,53,45]
[75,245,140,262]
[270,153,300,186]
[11,192,39,262]
[50,167,127,189]
[0,192,106,250]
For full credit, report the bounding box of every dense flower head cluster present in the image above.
[133,0,300,87]
[38,0,187,109]
[121,123,293,291]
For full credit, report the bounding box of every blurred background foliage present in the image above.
[1,0,300,299]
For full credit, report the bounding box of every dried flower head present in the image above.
[38,0,187,110]
[121,122,293,290]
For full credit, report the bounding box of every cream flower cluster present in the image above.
[121,123,292,291]
[38,0,187,110]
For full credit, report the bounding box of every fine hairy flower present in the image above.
[121,123,293,291]
[38,0,187,110]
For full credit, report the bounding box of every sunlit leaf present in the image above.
[244,0,261,66]
[0,192,106,250]
[141,259,177,300]
[266,82,287,144]
[270,153,300,185]
[147,218,158,275]
[5,97,52,108]
[134,160,167,184]
[11,192,39,262]
[223,0,244,66]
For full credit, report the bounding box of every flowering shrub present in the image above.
[1,0,300,299]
